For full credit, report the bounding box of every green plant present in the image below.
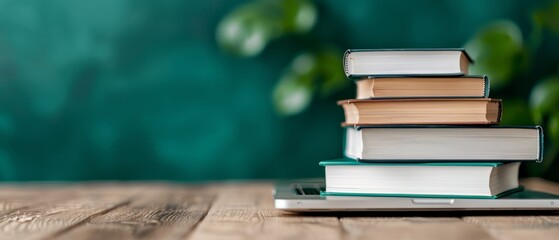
[216,0,346,116]
[464,1,559,177]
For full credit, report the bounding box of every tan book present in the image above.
[337,98,501,126]
[356,76,488,99]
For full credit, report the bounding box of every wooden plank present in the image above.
[0,183,141,240]
[54,184,214,240]
[188,182,342,240]
[462,216,559,240]
[0,184,91,214]
[340,217,494,240]
[462,178,559,240]
[521,178,559,195]
[0,179,557,239]
[0,186,57,213]
[0,184,108,216]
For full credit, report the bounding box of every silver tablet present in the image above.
[274,180,559,212]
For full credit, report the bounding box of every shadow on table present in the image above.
[286,210,559,217]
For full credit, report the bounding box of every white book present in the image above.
[343,49,472,77]
[345,126,543,162]
[321,160,520,197]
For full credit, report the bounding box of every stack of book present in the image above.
[322,49,543,198]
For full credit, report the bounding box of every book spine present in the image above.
[496,100,503,124]
[343,49,351,78]
[483,75,490,97]
[537,125,544,163]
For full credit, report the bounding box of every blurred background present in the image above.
[0,0,557,181]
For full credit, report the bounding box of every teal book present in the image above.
[343,48,473,78]
[320,159,522,199]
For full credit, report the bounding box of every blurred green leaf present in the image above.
[216,0,316,57]
[290,52,318,78]
[273,52,316,115]
[282,0,317,33]
[464,20,525,89]
[216,2,282,56]
[272,49,346,116]
[500,99,534,125]
[529,76,559,123]
[316,49,347,95]
[533,1,559,34]
[272,73,314,116]
[550,114,559,146]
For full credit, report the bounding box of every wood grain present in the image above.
[188,183,342,240]
[0,183,136,240]
[56,184,214,240]
[460,178,559,240]
[0,186,58,214]
[462,215,559,240]
[340,217,494,240]
[0,179,557,240]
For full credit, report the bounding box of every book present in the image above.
[356,76,489,99]
[344,126,543,162]
[320,160,521,198]
[343,49,472,78]
[338,98,501,126]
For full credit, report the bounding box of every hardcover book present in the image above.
[320,160,521,198]
[344,125,544,162]
[343,48,472,78]
[355,76,489,99]
[338,98,501,126]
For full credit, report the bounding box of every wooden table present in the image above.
[0,178,558,240]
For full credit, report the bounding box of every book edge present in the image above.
[345,48,473,63]
[319,186,523,199]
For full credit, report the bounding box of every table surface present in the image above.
[0,178,558,240]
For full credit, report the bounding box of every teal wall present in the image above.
[0,0,555,181]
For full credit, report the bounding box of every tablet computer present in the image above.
[274,180,559,212]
